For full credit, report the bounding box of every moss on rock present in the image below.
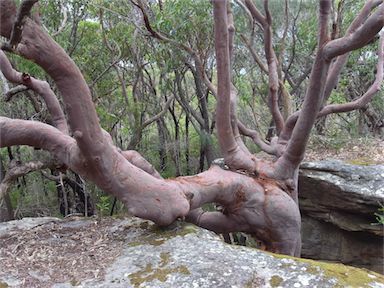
[270,275,284,287]
[271,253,384,287]
[127,221,199,247]
[128,251,190,287]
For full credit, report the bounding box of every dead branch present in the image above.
[3,84,28,101]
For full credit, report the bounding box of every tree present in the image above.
[0,0,383,256]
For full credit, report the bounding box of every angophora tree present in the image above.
[0,0,383,256]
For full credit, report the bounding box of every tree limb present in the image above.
[0,50,68,134]
[120,150,162,179]
[0,117,76,163]
[322,0,383,104]
[324,3,384,60]
[237,120,277,155]
[243,0,284,134]
[213,0,257,172]
[319,32,383,117]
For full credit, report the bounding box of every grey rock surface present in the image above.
[1,217,384,288]
[299,160,384,273]
[0,216,60,238]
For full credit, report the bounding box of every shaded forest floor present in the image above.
[255,137,384,164]
[305,137,384,164]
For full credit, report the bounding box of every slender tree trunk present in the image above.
[157,118,167,172]
[169,106,181,176]
[0,156,14,222]
[185,114,191,175]
[198,137,205,173]
[315,117,327,135]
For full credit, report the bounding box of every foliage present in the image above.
[96,195,112,217]
[373,203,384,225]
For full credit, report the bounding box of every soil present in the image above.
[0,217,129,287]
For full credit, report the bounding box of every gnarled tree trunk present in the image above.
[0,0,382,257]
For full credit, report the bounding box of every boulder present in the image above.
[299,160,384,274]
[0,217,383,288]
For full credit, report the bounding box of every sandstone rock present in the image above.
[0,217,383,288]
[299,160,384,273]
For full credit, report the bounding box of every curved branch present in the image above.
[243,0,267,27]
[237,120,277,155]
[121,150,162,179]
[322,0,383,104]
[320,32,384,117]
[0,0,104,159]
[324,3,384,60]
[0,117,76,164]
[3,84,28,101]
[0,50,68,134]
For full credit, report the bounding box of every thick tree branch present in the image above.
[121,150,162,179]
[322,0,383,104]
[213,0,256,172]
[1,0,105,160]
[0,117,76,165]
[320,32,383,117]
[323,3,384,60]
